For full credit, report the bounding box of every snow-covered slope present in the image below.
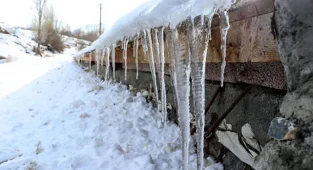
[0,32,36,63]
[0,54,222,170]
[0,27,46,63]
[13,28,35,40]
[62,35,91,52]
[0,28,88,62]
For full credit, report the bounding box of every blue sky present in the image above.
[0,0,149,29]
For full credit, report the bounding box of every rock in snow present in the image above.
[216,122,263,169]
[268,117,299,140]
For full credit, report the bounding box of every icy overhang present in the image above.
[76,0,234,57]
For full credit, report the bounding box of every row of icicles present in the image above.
[86,10,229,170]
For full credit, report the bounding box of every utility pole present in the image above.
[99,3,102,36]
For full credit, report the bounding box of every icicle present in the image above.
[101,49,105,67]
[208,8,217,41]
[153,29,162,113]
[100,50,102,66]
[153,28,161,77]
[165,27,178,110]
[172,28,191,170]
[200,14,204,26]
[133,37,136,58]
[141,30,148,60]
[135,33,139,80]
[158,27,167,124]
[165,27,178,123]
[96,50,99,76]
[123,37,129,81]
[89,52,92,71]
[187,16,208,170]
[219,10,230,87]
[111,44,116,80]
[105,47,110,81]
[146,29,159,103]
[153,28,164,102]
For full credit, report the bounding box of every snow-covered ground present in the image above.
[0,37,222,169]
[63,35,91,52]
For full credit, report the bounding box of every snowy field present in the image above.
[0,32,222,169]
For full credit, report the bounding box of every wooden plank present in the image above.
[208,12,279,63]
[212,0,275,27]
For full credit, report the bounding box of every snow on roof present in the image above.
[76,0,234,57]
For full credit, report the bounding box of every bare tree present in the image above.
[34,0,47,56]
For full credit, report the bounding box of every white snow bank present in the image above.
[0,23,15,34]
[0,28,63,62]
[13,28,35,40]
[0,55,223,170]
[76,0,234,57]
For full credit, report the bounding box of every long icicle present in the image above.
[111,44,116,80]
[142,30,148,61]
[165,27,179,129]
[187,16,208,170]
[96,49,99,76]
[133,37,136,58]
[208,8,217,41]
[200,14,205,26]
[89,52,92,71]
[146,29,159,103]
[165,28,178,104]
[219,10,230,87]
[172,28,191,170]
[153,28,161,82]
[153,28,162,112]
[123,37,129,81]
[158,27,167,124]
[105,47,110,81]
[135,33,139,79]
[101,49,105,67]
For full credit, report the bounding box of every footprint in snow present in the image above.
[80,113,91,118]
[0,149,22,165]
[71,100,85,108]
